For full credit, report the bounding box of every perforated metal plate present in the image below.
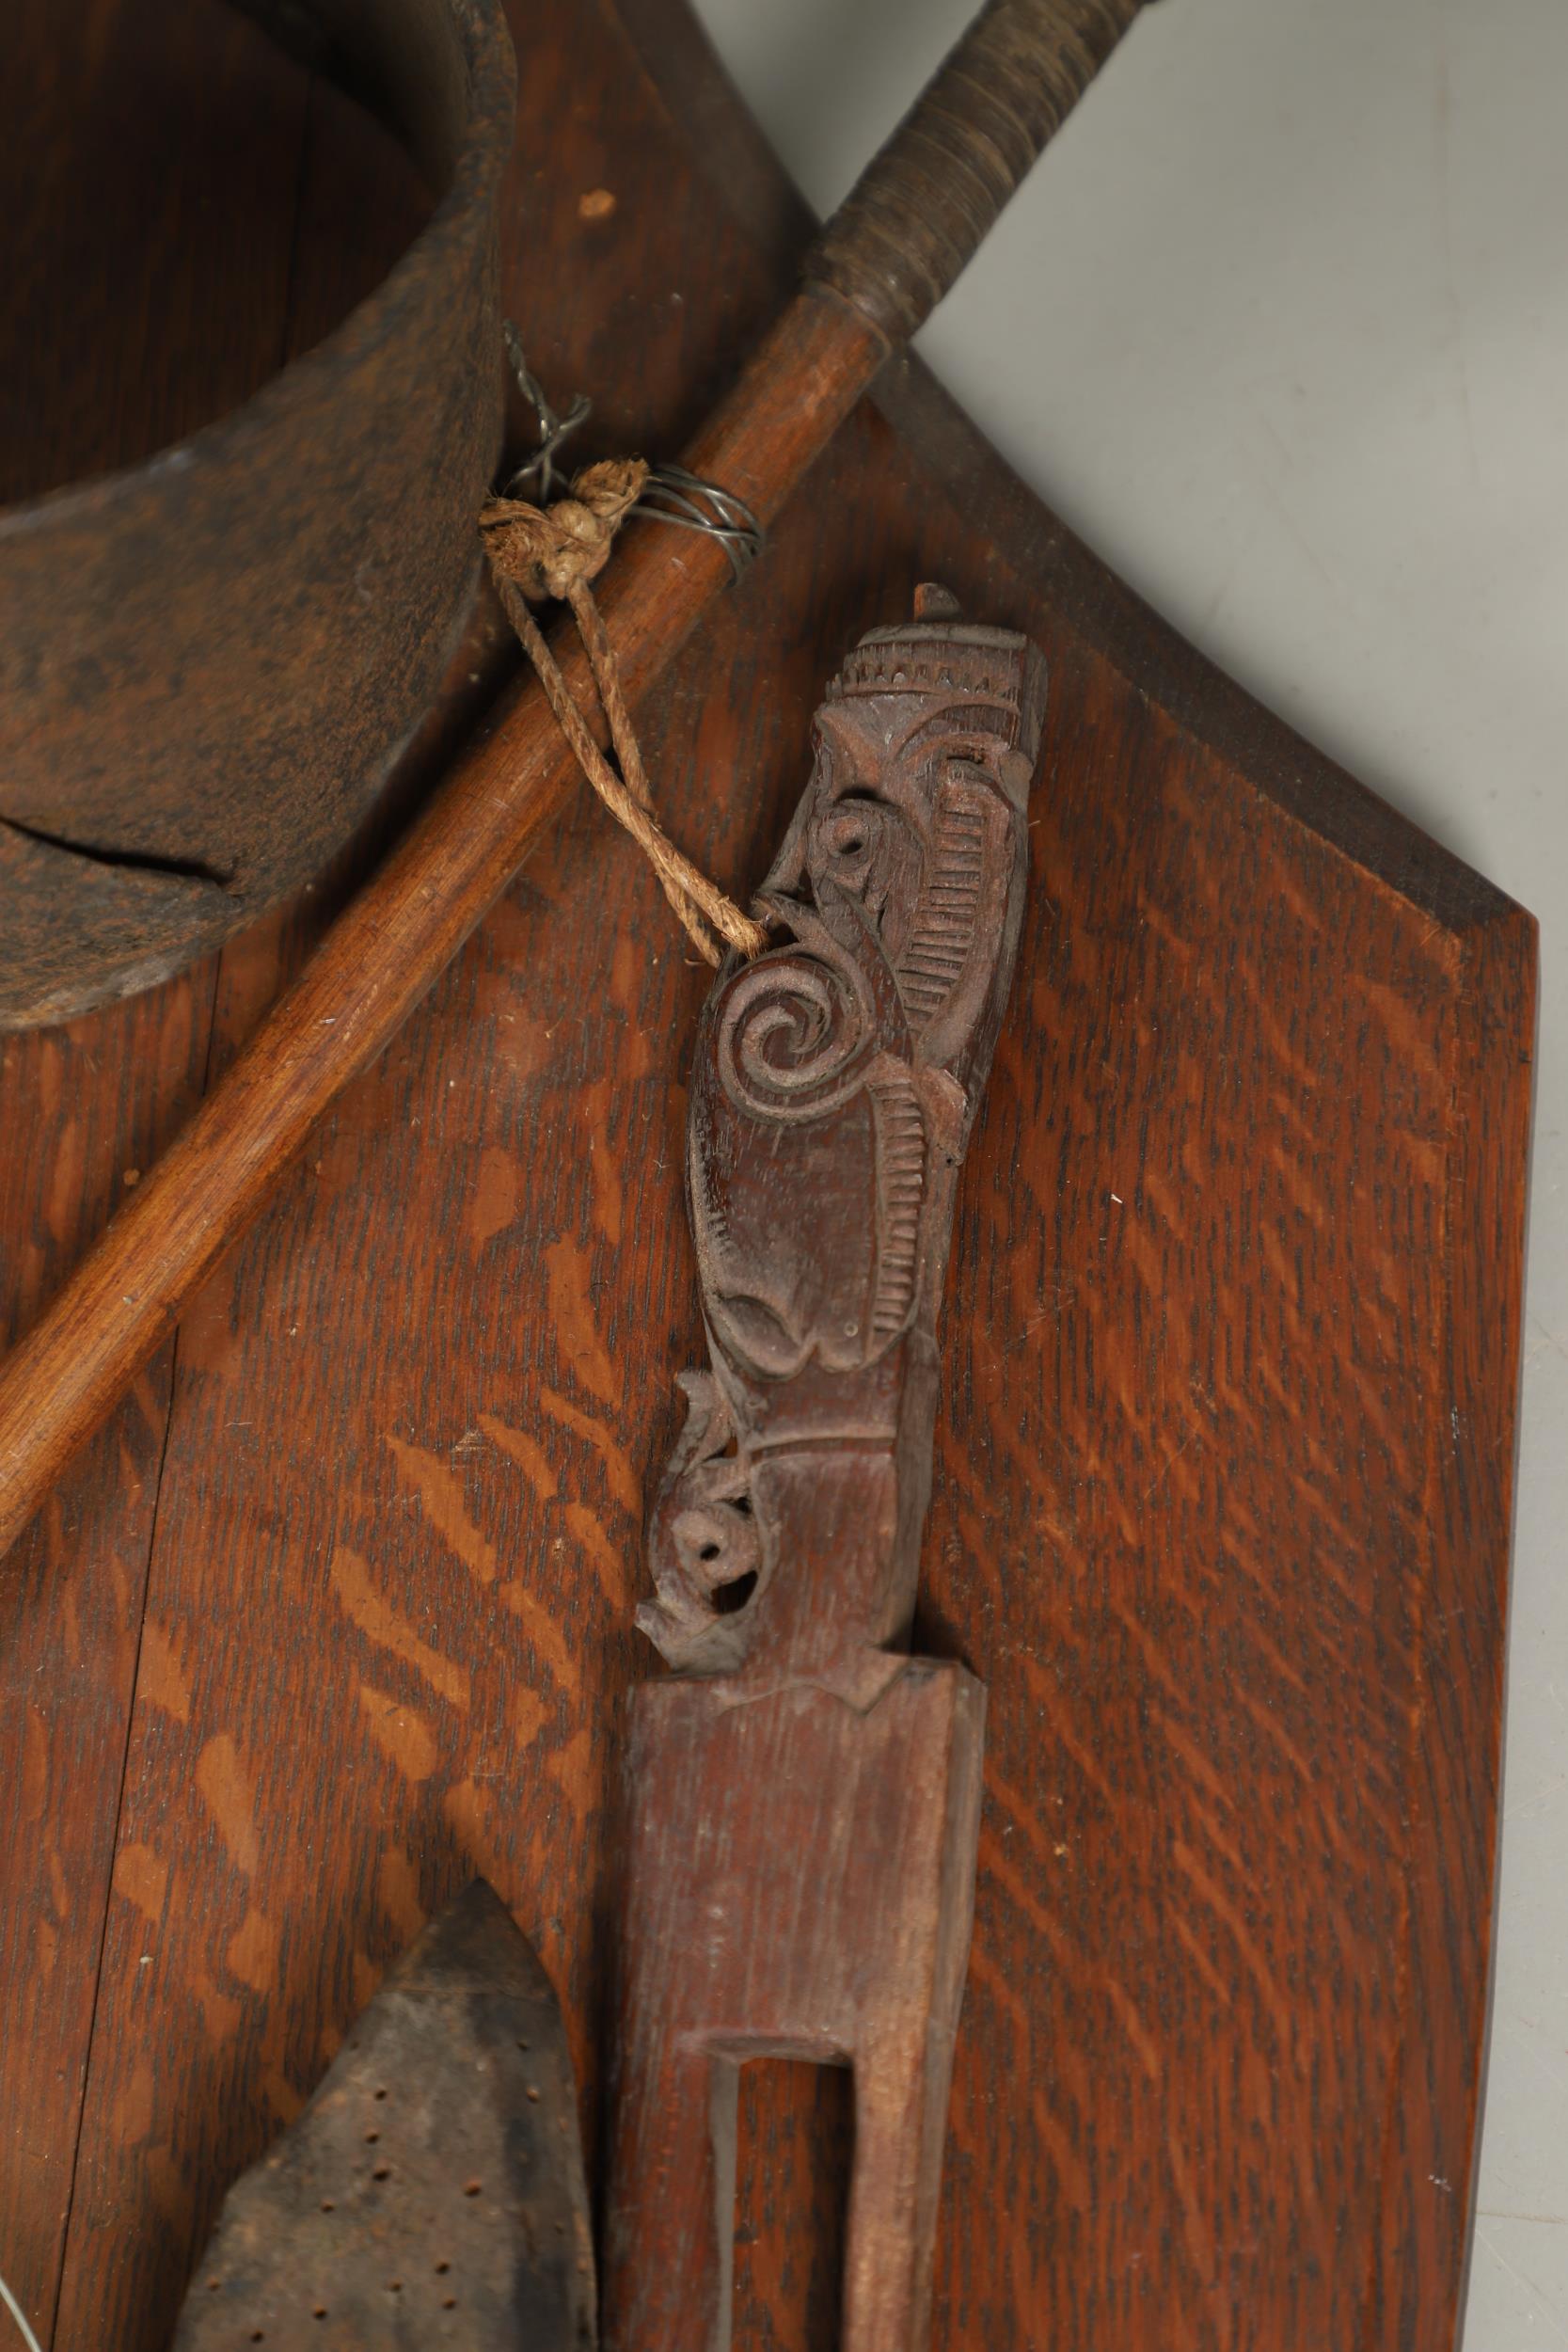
[173,1882,594,2350]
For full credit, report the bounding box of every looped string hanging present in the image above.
[480,332,769,966]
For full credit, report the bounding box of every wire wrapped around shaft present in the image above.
[810,0,1147,343]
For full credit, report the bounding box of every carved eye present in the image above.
[822,796,886,872]
[805,794,909,929]
[827,812,870,860]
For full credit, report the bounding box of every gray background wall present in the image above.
[689,0,1567,2339]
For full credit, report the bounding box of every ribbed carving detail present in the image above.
[868,1069,927,1347]
[897,801,986,1026]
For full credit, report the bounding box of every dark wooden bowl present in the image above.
[0,0,515,1029]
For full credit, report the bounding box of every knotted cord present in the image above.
[480,335,768,966]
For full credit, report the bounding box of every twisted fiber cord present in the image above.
[562,579,721,957]
[480,465,768,966]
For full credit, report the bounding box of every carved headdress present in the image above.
[827,586,1046,731]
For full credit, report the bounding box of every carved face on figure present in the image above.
[681,590,1049,1435]
[644,592,1048,1677]
[762,607,1047,1069]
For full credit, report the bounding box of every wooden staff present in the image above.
[0,0,1148,1563]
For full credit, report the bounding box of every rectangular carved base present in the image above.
[605,1661,985,2352]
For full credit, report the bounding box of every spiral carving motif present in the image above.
[716,937,878,1125]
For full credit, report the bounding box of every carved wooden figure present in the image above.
[606,587,1047,2352]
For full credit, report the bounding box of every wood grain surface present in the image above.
[0,0,431,505]
[0,1,1535,2348]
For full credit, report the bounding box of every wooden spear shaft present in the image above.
[0,0,1147,1562]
